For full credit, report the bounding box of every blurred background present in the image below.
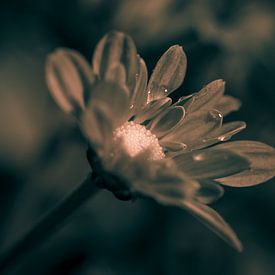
[0,0,275,274]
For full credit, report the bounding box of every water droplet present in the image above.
[193,153,204,161]
[160,85,169,94]
[219,135,230,141]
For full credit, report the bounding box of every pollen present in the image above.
[114,121,165,160]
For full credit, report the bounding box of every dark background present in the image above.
[0,0,275,274]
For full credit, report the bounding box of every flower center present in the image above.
[114,121,165,160]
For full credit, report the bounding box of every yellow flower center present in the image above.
[114,121,165,160]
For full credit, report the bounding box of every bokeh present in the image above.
[0,0,275,274]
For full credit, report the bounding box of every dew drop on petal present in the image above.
[193,153,204,161]
[160,85,169,94]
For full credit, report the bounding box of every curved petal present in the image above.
[92,31,139,93]
[195,180,224,204]
[181,200,243,252]
[81,102,113,157]
[184,121,247,151]
[133,97,172,124]
[104,63,126,88]
[46,48,94,114]
[215,141,275,187]
[173,94,195,111]
[137,186,243,251]
[134,175,199,205]
[160,141,187,152]
[174,147,250,179]
[88,81,130,127]
[147,45,187,102]
[189,80,225,113]
[130,57,148,114]
[149,106,185,138]
[215,95,241,116]
[198,121,246,149]
[165,109,223,149]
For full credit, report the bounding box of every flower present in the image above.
[46,31,275,251]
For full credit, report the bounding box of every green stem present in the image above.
[0,173,101,272]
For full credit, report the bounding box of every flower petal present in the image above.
[195,180,224,204]
[88,81,130,127]
[174,94,195,110]
[181,200,243,251]
[215,141,275,187]
[184,121,247,151]
[188,80,225,113]
[92,31,139,92]
[130,57,148,113]
[165,109,223,149]
[81,102,113,157]
[174,147,250,179]
[104,63,126,88]
[215,95,241,116]
[133,97,172,124]
[160,141,187,152]
[147,45,187,102]
[200,121,246,147]
[46,48,94,114]
[149,106,185,138]
[134,175,199,205]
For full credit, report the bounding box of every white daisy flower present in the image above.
[46,31,275,251]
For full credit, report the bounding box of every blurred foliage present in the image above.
[0,0,275,274]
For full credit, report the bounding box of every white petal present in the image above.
[81,102,113,157]
[92,31,139,92]
[160,141,187,152]
[130,57,148,114]
[195,180,224,204]
[173,94,195,110]
[189,80,225,113]
[215,141,275,187]
[174,147,250,179]
[89,81,130,127]
[165,109,223,149]
[147,45,187,102]
[181,200,243,251]
[198,121,246,148]
[149,106,185,138]
[46,48,94,114]
[104,63,126,88]
[133,97,172,124]
[133,175,199,204]
[184,121,247,151]
[215,95,241,116]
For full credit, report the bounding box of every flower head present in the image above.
[46,31,275,251]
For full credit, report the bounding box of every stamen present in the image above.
[114,121,165,160]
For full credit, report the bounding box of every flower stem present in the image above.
[0,173,101,272]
